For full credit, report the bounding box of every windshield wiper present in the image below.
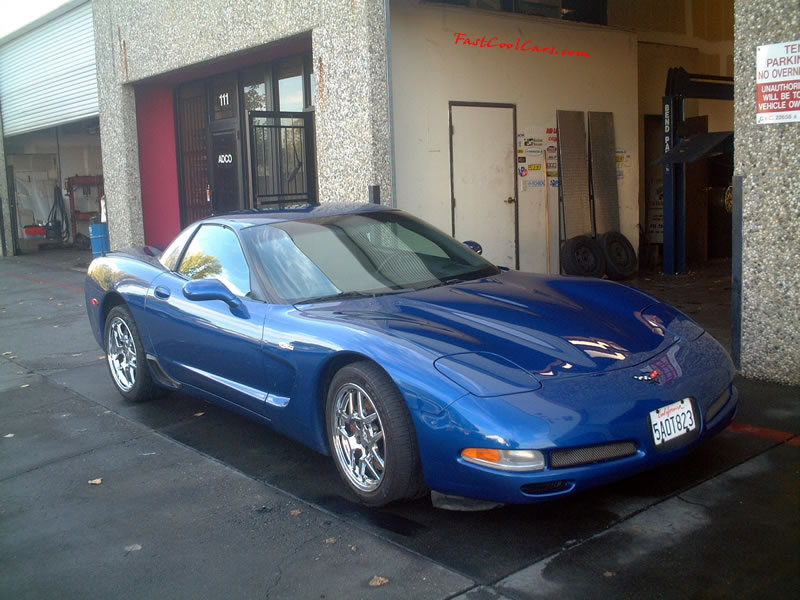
[295,290,374,305]
[415,277,467,291]
[423,267,500,289]
[295,288,409,305]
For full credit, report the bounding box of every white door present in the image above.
[451,105,517,268]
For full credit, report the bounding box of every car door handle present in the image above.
[154,286,171,300]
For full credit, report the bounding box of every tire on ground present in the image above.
[560,235,606,278]
[104,304,155,402]
[326,360,426,506]
[599,231,638,280]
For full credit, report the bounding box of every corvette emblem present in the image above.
[633,368,660,383]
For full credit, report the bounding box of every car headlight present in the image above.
[461,448,545,472]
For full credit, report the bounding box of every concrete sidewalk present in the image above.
[0,254,471,600]
[1,250,798,600]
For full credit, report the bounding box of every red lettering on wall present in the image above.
[452,32,590,58]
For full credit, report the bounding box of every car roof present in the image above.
[203,203,397,228]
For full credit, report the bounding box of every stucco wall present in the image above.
[734,0,800,385]
[135,87,180,250]
[93,0,392,248]
[390,0,639,273]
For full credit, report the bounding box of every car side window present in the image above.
[160,225,197,271]
[177,225,251,297]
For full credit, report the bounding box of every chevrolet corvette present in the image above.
[85,204,737,507]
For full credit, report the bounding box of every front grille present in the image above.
[521,480,572,495]
[705,386,731,423]
[550,441,637,469]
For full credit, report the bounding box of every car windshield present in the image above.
[242,210,499,304]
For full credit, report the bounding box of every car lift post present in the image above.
[661,68,733,275]
[662,95,686,274]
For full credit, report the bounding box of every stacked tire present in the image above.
[561,232,637,280]
[598,231,637,280]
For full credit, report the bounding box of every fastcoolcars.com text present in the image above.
[453,32,590,57]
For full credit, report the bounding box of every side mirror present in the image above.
[183,279,248,318]
[463,240,483,255]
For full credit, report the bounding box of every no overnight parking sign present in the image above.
[756,40,800,124]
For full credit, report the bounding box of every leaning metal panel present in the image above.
[588,112,620,234]
[556,111,592,239]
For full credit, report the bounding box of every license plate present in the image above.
[650,398,696,446]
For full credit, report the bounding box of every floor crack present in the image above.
[675,494,710,508]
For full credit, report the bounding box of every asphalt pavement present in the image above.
[1,249,798,600]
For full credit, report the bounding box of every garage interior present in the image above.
[4,118,103,257]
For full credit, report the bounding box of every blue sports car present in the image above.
[85,204,737,507]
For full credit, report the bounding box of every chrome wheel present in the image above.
[107,316,137,392]
[331,382,386,492]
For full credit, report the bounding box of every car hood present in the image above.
[296,271,690,380]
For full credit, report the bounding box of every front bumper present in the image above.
[417,333,738,504]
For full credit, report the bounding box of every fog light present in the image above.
[461,448,545,472]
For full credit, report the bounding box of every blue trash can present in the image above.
[89,223,110,258]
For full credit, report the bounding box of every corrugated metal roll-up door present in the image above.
[0,1,98,137]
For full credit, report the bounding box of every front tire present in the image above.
[104,305,154,402]
[326,361,425,506]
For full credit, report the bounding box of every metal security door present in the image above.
[176,83,211,227]
[249,111,316,207]
[207,75,243,216]
[210,130,240,215]
[450,103,518,268]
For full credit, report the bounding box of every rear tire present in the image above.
[104,305,154,402]
[326,361,425,506]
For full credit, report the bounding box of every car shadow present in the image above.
[138,389,775,582]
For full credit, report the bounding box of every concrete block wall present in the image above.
[734,0,800,385]
[92,0,392,249]
[0,115,14,256]
[0,113,10,256]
